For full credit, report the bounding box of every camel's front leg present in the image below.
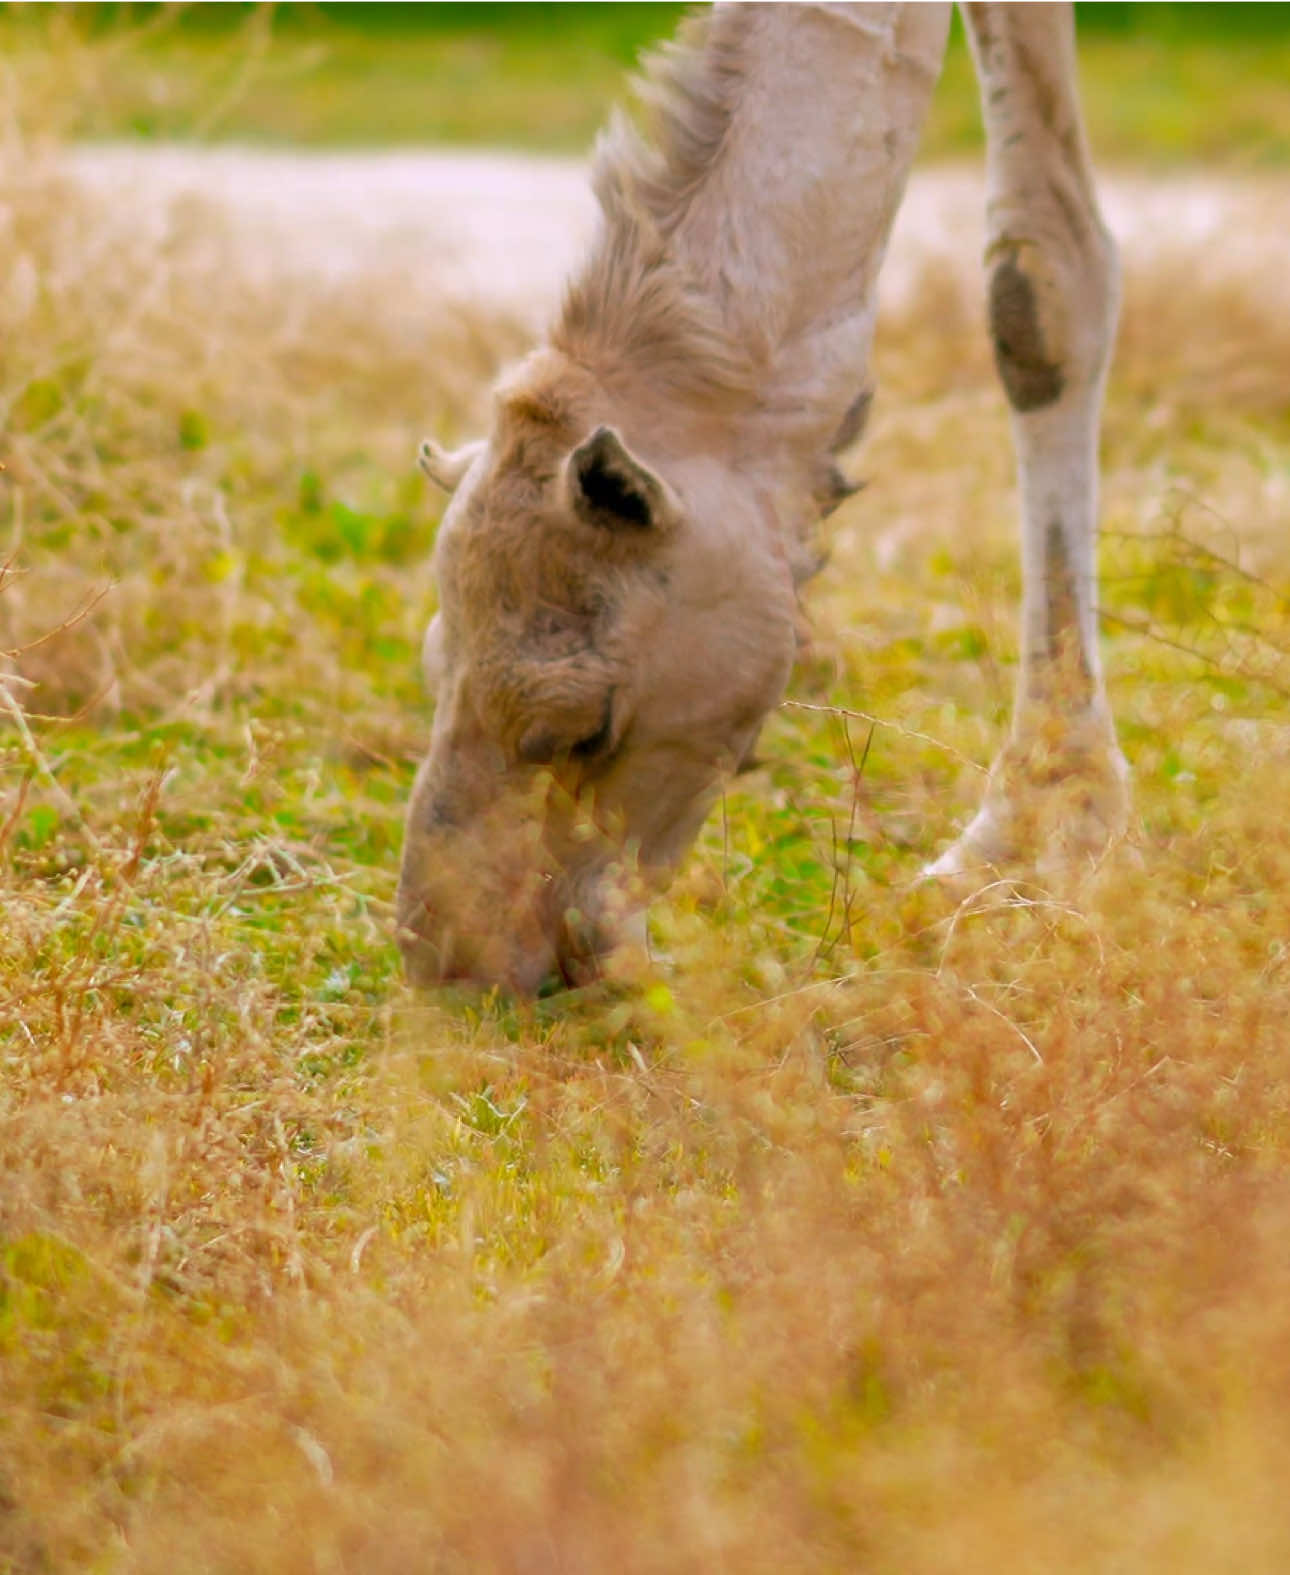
[927,2,1128,879]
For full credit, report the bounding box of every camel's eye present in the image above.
[570,692,615,762]
[516,691,616,768]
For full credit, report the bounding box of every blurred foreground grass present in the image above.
[6,1,1290,164]
[6,13,1290,1574]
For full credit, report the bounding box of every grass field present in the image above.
[6,13,1290,1572]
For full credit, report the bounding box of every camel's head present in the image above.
[396,352,799,994]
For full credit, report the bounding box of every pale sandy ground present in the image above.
[62,144,1288,327]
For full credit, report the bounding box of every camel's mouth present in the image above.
[396,922,618,999]
[395,856,644,998]
[396,898,556,998]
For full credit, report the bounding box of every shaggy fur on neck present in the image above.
[554,8,763,424]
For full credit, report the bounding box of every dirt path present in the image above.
[65,143,1287,324]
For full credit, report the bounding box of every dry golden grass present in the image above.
[5,69,1290,1575]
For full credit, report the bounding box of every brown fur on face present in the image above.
[399,352,803,991]
[435,357,666,755]
[397,6,914,993]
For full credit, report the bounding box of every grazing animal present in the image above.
[398,1,1127,994]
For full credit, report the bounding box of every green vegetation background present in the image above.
[15,1,1290,164]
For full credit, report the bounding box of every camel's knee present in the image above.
[986,220,1118,414]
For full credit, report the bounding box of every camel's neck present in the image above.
[555,4,949,480]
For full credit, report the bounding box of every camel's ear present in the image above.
[418,438,484,493]
[566,426,680,533]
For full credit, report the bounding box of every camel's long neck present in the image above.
[670,5,947,419]
[561,4,949,476]
[552,0,951,579]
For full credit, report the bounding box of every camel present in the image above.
[397,2,1127,994]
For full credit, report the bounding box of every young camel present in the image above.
[398,2,1126,994]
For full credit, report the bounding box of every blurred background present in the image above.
[7,1,1290,164]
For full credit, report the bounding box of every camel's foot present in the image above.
[923,729,1131,884]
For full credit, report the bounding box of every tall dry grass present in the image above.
[5,36,1290,1575]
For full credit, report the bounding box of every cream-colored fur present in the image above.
[397,2,1125,992]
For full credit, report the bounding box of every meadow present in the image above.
[5,8,1290,1570]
